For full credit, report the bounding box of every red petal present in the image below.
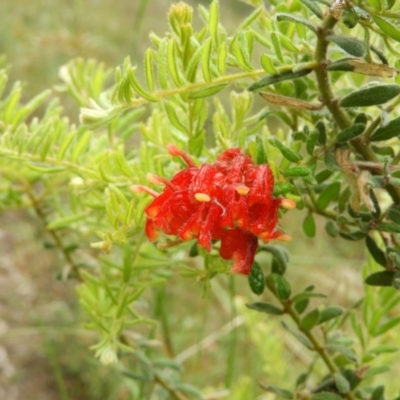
[219,228,258,275]
[145,219,159,241]
[197,203,223,251]
[245,165,274,205]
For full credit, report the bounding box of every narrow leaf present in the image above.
[373,16,400,42]
[248,68,312,91]
[327,35,366,57]
[318,306,344,324]
[371,115,400,142]
[372,316,400,336]
[209,0,219,46]
[283,166,310,177]
[167,39,182,86]
[337,123,365,143]
[340,84,400,107]
[273,138,303,162]
[188,83,227,99]
[202,37,213,83]
[334,373,350,394]
[260,54,277,74]
[276,12,317,33]
[316,182,341,210]
[246,302,283,315]
[300,309,320,331]
[365,270,395,287]
[262,385,293,399]
[282,321,313,349]
[366,236,387,267]
[299,0,323,19]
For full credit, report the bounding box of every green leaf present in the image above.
[318,306,344,324]
[256,136,268,164]
[306,130,319,155]
[300,309,320,331]
[283,166,310,177]
[282,321,313,349]
[341,6,358,29]
[273,138,303,162]
[299,0,323,19]
[334,373,350,394]
[248,262,265,295]
[248,68,312,91]
[316,120,326,145]
[386,0,395,9]
[371,115,400,142]
[263,385,293,399]
[276,12,317,33]
[260,54,277,74]
[273,182,294,196]
[292,292,327,303]
[376,223,400,233]
[217,42,227,75]
[129,66,159,102]
[325,220,338,237]
[259,245,289,275]
[246,302,284,315]
[188,83,227,99]
[202,37,213,83]
[312,393,342,400]
[158,38,169,90]
[266,273,291,300]
[235,30,252,70]
[209,0,219,46]
[366,236,387,267]
[373,16,400,42]
[271,32,283,63]
[388,207,400,225]
[164,102,187,133]
[337,123,365,143]
[327,35,366,57]
[303,214,316,238]
[373,316,400,337]
[316,182,341,210]
[340,84,400,107]
[326,344,358,363]
[365,271,395,287]
[47,213,87,230]
[167,39,181,86]
[371,386,385,400]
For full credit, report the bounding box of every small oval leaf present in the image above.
[248,262,265,295]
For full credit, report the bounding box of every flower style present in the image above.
[131,145,294,275]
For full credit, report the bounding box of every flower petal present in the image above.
[219,228,258,275]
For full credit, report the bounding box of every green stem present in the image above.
[314,13,400,204]
[282,301,358,400]
[26,187,83,281]
[154,371,189,400]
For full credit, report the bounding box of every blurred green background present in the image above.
[0,1,372,399]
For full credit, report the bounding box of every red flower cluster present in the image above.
[131,145,294,275]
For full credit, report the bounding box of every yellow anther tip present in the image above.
[235,185,250,195]
[194,193,211,202]
[281,198,296,210]
[277,234,292,242]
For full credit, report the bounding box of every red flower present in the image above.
[131,145,294,275]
